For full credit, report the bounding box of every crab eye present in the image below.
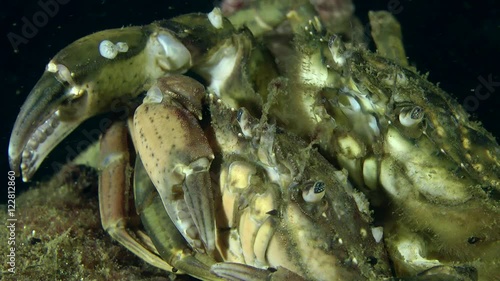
[399,106,424,127]
[302,181,326,203]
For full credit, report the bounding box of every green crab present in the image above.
[8,0,500,280]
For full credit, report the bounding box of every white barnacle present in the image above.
[302,181,326,203]
[115,42,129,53]
[208,7,223,29]
[144,85,164,104]
[371,226,384,243]
[99,40,118,59]
[399,106,424,127]
[99,40,128,59]
[46,62,74,84]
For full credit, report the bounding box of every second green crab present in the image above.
[8,1,500,280]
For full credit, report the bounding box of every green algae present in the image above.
[0,165,194,281]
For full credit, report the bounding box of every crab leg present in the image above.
[99,121,173,271]
[134,156,225,280]
[368,11,408,66]
[211,263,307,281]
[132,75,216,255]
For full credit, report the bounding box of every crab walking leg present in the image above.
[225,0,316,36]
[211,263,307,281]
[98,121,173,271]
[134,157,226,281]
[132,75,216,255]
[368,11,408,66]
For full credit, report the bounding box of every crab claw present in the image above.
[9,24,193,181]
[132,75,216,254]
[9,71,72,181]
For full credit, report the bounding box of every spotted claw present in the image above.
[132,75,216,254]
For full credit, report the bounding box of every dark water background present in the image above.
[1,0,499,204]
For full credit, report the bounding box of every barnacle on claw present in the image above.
[8,1,499,280]
[98,40,129,59]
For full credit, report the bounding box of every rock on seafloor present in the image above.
[0,165,197,281]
